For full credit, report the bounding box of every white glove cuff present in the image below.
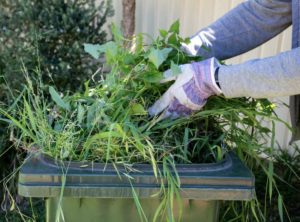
[209,58,223,95]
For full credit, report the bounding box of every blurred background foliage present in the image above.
[0,0,113,216]
[0,0,113,95]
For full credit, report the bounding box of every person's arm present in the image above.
[190,0,292,60]
[148,48,300,118]
[219,47,300,98]
[148,0,295,118]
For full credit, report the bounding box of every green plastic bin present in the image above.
[18,152,254,222]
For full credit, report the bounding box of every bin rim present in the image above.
[27,150,233,173]
[18,151,255,200]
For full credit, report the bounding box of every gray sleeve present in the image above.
[196,0,292,60]
[219,47,300,98]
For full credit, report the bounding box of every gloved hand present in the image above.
[181,29,215,56]
[148,58,222,119]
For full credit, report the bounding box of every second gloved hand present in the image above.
[148,58,222,119]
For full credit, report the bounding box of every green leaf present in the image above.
[159,29,168,38]
[216,146,222,161]
[123,53,135,65]
[183,128,189,160]
[142,71,163,83]
[250,200,260,222]
[84,41,118,61]
[24,100,37,132]
[77,104,85,124]
[170,61,181,76]
[169,20,180,34]
[147,48,172,69]
[128,124,146,156]
[9,200,15,211]
[105,41,118,57]
[278,194,284,222]
[84,43,102,59]
[268,161,274,202]
[111,24,123,43]
[168,33,178,45]
[145,140,158,178]
[134,33,144,53]
[130,103,147,115]
[49,86,70,111]
[103,41,119,63]
[62,150,70,159]
[84,81,90,97]
[182,37,191,45]
[86,102,98,129]
[54,123,63,132]
[130,181,148,222]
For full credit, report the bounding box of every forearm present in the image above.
[195,0,292,60]
[219,47,300,98]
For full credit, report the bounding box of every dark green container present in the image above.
[18,152,254,222]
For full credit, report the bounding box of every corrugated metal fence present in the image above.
[104,0,296,150]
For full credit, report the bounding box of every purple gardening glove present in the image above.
[148,58,222,119]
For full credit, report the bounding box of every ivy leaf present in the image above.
[49,86,70,111]
[84,42,118,60]
[148,48,172,69]
[170,61,181,76]
[104,41,118,62]
[84,43,102,59]
[130,103,147,115]
[168,33,178,45]
[169,20,180,34]
[142,71,163,83]
[123,53,135,65]
[159,29,168,38]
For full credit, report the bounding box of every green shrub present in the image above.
[0,0,114,95]
[0,0,113,216]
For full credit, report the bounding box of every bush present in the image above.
[0,0,113,217]
[0,0,114,94]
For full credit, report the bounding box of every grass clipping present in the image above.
[5,21,283,221]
